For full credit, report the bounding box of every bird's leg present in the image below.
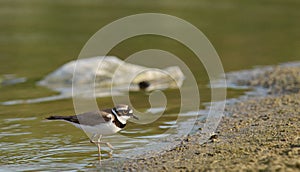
[97,142,101,162]
[96,141,114,157]
[106,142,114,157]
[90,134,103,161]
[97,135,102,162]
[89,134,114,158]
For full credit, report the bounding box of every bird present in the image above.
[46,104,138,160]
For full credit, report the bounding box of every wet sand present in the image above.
[122,63,300,171]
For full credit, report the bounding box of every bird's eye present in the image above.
[123,110,128,114]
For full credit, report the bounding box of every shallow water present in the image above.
[1,0,299,171]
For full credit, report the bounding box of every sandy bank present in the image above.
[122,62,300,171]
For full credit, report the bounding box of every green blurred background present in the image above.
[0,0,299,170]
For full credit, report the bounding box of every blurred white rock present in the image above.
[1,56,185,105]
[38,56,184,93]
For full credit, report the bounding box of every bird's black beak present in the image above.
[132,114,139,120]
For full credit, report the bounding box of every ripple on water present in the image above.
[3,117,37,122]
[1,117,36,139]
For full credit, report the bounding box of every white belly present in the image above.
[71,121,121,136]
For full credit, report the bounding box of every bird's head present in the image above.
[112,104,138,124]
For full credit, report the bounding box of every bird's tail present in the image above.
[46,116,68,120]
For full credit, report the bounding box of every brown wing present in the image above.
[76,111,113,126]
[47,110,113,126]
